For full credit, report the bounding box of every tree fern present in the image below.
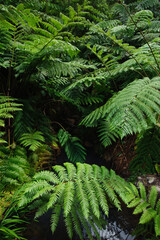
[17,162,129,240]
[81,76,160,146]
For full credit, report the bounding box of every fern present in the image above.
[0,95,22,120]
[135,0,159,10]
[0,204,26,240]
[126,182,160,237]
[0,95,22,144]
[58,129,86,163]
[82,77,160,145]
[129,126,160,176]
[127,10,153,29]
[17,162,129,240]
[13,99,54,142]
[19,131,45,151]
[0,146,30,191]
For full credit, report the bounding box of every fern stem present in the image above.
[149,64,160,77]
[52,121,66,131]
[133,69,145,78]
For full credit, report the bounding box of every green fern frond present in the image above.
[126,182,160,236]
[139,208,157,224]
[127,10,153,29]
[64,213,73,239]
[136,0,159,10]
[82,77,160,145]
[154,215,160,236]
[149,186,158,209]
[71,207,83,240]
[18,162,129,240]
[98,120,119,147]
[139,182,147,201]
[0,147,30,190]
[0,95,22,143]
[19,131,45,151]
[129,126,160,176]
[58,129,86,163]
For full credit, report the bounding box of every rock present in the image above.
[137,175,160,194]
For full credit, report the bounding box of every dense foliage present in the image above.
[1,0,160,239]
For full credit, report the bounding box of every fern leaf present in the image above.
[98,120,119,147]
[154,215,160,236]
[71,207,83,240]
[35,203,48,219]
[52,165,68,182]
[149,186,158,209]
[92,164,102,179]
[83,164,94,179]
[47,183,65,210]
[63,181,74,217]
[76,180,89,219]
[133,201,149,214]
[82,77,160,146]
[76,162,86,178]
[84,179,100,218]
[88,217,101,240]
[156,199,160,214]
[130,183,140,197]
[129,127,160,176]
[33,171,60,184]
[101,166,109,179]
[139,182,147,201]
[64,137,86,163]
[78,210,93,240]
[58,129,86,163]
[17,163,138,239]
[64,213,73,239]
[19,131,45,151]
[139,208,157,224]
[32,185,54,201]
[92,179,109,216]
[127,198,142,208]
[102,181,121,210]
[63,162,77,180]
[58,129,70,146]
[50,204,61,233]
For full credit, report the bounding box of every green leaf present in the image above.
[155,215,160,236]
[139,208,156,224]
[139,182,147,201]
[133,201,149,214]
[127,198,142,208]
[149,186,158,209]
